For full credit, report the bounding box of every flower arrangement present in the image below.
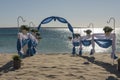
[84,29,92,35]
[103,26,113,33]
[12,55,21,61]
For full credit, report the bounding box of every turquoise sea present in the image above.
[0,27,120,54]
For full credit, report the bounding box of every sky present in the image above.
[0,0,120,28]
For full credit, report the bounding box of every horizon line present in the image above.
[0,26,119,29]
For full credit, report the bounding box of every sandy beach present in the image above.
[0,53,120,80]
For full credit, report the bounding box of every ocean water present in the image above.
[0,27,120,54]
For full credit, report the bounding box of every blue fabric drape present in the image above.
[72,46,76,55]
[41,17,54,24]
[37,24,41,30]
[17,39,30,51]
[22,39,29,47]
[67,23,74,33]
[81,40,91,46]
[17,38,36,58]
[17,39,21,52]
[94,39,112,48]
[37,16,74,33]
[37,17,54,30]
[17,39,27,58]
[57,17,68,23]
[73,42,80,46]
[27,39,34,56]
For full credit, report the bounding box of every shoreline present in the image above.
[0,53,120,80]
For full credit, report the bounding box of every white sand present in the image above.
[0,53,120,80]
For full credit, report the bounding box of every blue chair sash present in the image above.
[94,39,112,48]
[73,42,80,46]
[81,40,91,46]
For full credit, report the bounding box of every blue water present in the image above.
[0,27,120,54]
[0,27,72,53]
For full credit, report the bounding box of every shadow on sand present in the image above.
[80,55,120,79]
[0,60,15,75]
